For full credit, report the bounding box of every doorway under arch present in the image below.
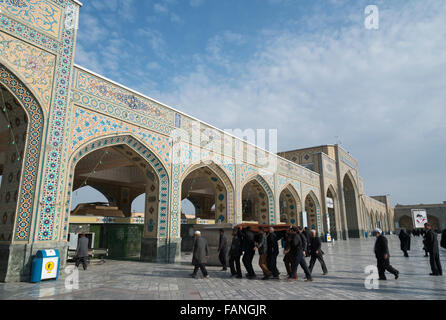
[343,173,360,238]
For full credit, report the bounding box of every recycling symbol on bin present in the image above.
[45,261,54,273]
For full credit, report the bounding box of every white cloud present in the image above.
[156,0,446,204]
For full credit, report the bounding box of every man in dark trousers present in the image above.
[303,227,312,257]
[424,223,443,276]
[242,226,257,279]
[266,227,280,279]
[441,229,446,250]
[218,228,228,271]
[398,228,411,257]
[229,228,243,278]
[75,233,89,271]
[256,226,271,280]
[308,230,328,275]
[283,228,294,277]
[290,226,312,281]
[191,231,209,278]
[374,228,399,280]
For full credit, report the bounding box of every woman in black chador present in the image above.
[398,228,411,257]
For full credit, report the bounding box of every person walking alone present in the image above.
[374,228,399,280]
[218,228,228,271]
[308,230,328,275]
[424,223,443,276]
[398,228,411,258]
[75,233,89,271]
[190,231,209,279]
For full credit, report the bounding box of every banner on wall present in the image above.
[326,197,334,209]
[302,211,308,228]
[412,209,428,229]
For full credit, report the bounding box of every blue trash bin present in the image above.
[31,249,60,283]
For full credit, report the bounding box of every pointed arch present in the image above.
[304,190,322,234]
[180,160,235,223]
[63,134,170,241]
[242,174,275,224]
[0,63,45,241]
[278,183,302,226]
[326,184,340,238]
[343,171,361,238]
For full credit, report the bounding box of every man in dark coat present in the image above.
[374,228,399,280]
[266,227,280,279]
[75,233,89,271]
[242,226,257,279]
[424,223,443,276]
[218,229,228,271]
[308,230,328,275]
[441,229,446,250]
[283,228,294,277]
[256,226,271,280]
[303,227,312,257]
[398,229,411,257]
[422,231,429,257]
[191,231,209,278]
[229,228,243,278]
[290,226,312,281]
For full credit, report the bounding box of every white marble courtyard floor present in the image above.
[0,236,445,300]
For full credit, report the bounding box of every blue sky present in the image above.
[73,0,446,209]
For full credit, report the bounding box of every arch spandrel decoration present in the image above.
[0,63,44,242]
[0,30,56,110]
[180,161,235,224]
[242,173,275,224]
[71,107,172,171]
[62,135,170,240]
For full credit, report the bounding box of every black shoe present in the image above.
[236,275,243,279]
[395,272,399,280]
[378,278,387,281]
[261,276,270,280]
[304,278,313,282]
[190,273,197,278]
[429,273,439,276]
[221,268,227,271]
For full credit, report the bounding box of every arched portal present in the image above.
[305,192,321,234]
[0,64,44,244]
[279,185,301,226]
[399,215,412,230]
[427,215,440,231]
[343,173,360,238]
[180,165,232,223]
[65,135,170,262]
[326,186,338,239]
[242,176,274,224]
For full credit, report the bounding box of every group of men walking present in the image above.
[191,222,445,282]
[191,226,328,281]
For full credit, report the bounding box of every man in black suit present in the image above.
[218,228,228,271]
[229,228,243,278]
[424,223,443,276]
[266,227,280,279]
[290,227,312,281]
[308,230,328,275]
[242,226,257,279]
[374,228,399,280]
